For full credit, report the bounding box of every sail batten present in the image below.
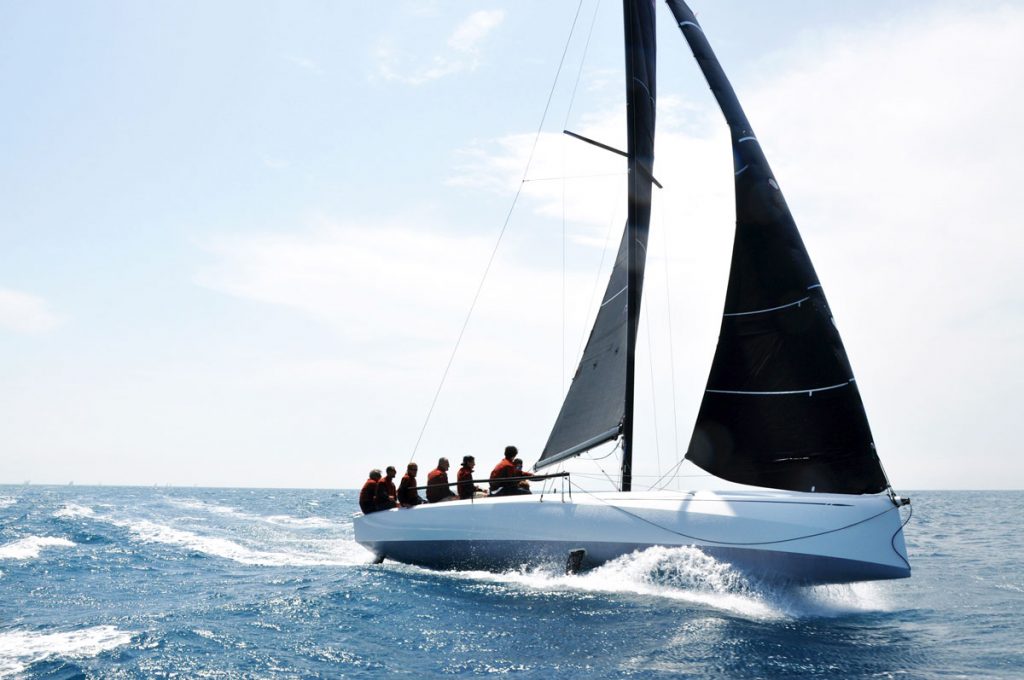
[667,0,888,495]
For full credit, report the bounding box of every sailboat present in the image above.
[354,0,911,585]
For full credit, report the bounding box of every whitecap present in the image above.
[0,497,15,510]
[53,503,95,519]
[165,499,334,530]
[0,625,133,677]
[166,498,255,520]
[263,515,334,528]
[0,536,75,561]
[116,518,370,567]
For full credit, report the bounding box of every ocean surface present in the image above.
[0,487,1020,679]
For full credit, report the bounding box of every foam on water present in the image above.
[0,625,133,678]
[107,517,371,567]
[440,546,892,621]
[168,498,334,529]
[0,497,14,510]
[264,514,334,528]
[0,536,76,561]
[167,498,257,520]
[53,503,95,519]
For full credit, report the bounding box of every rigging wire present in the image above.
[574,186,622,365]
[560,0,603,396]
[658,183,682,483]
[644,303,662,476]
[408,0,588,463]
[649,456,686,491]
[523,172,626,183]
[891,501,913,571]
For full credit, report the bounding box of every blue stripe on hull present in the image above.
[364,539,910,585]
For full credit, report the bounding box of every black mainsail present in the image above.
[536,0,657,490]
[667,0,888,494]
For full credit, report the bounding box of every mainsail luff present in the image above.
[536,0,657,476]
[667,0,888,494]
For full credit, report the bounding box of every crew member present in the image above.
[359,469,382,514]
[511,458,534,494]
[426,457,457,503]
[457,455,484,500]
[489,445,519,494]
[397,463,424,507]
[376,465,398,510]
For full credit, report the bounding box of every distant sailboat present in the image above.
[355,0,911,585]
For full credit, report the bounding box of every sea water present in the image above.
[0,487,1020,678]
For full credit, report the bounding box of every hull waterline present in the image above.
[354,489,910,585]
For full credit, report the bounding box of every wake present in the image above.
[425,546,893,620]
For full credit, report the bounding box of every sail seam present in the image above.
[723,296,809,317]
[601,285,628,307]
[707,379,854,396]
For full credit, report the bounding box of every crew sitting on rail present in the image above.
[376,465,398,511]
[359,469,382,514]
[426,457,458,503]
[457,455,485,500]
[489,446,531,496]
[397,463,424,507]
[512,458,533,492]
[380,464,399,507]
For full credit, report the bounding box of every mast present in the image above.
[621,0,657,491]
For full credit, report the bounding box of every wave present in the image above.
[441,546,892,621]
[53,503,95,519]
[167,498,334,529]
[263,515,334,528]
[0,497,15,510]
[115,518,369,567]
[0,536,75,561]
[167,498,256,520]
[0,625,133,678]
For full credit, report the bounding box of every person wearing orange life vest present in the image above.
[397,463,424,507]
[512,458,534,492]
[426,457,458,503]
[359,469,382,514]
[489,445,530,496]
[375,465,398,510]
[456,455,485,500]
[488,446,517,493]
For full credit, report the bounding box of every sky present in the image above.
[1,1,1021,490]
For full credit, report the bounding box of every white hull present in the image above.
[354,489,910,584]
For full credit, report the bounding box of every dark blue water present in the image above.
[1,487,1020,678]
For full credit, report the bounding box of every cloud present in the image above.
[283,54,322,75]
[0,288,60,334]
[374,9,505,85]
[448,10,505,53]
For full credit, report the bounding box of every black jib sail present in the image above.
[537,0,657,482]
[667,0,888,494]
